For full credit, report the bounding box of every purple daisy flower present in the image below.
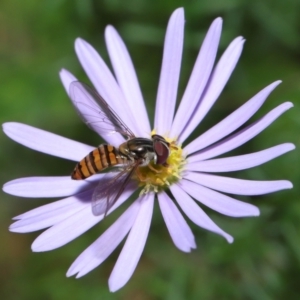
[3,8,294,292]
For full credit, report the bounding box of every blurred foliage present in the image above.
[0,0,300,299]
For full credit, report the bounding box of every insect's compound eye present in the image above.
[154,140,170,165]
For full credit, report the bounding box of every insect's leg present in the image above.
[148,163,162,174]
[135,167,148,182]
[170,142,178,150]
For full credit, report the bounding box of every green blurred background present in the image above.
[1,0,299,299]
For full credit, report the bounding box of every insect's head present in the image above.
[151,134,170,165]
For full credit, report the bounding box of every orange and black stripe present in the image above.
[72,145,124,180]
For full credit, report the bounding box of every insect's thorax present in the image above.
[119,138,156,166]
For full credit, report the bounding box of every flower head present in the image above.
[3,8,294,292]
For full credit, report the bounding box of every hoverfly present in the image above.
[69,82,170,216]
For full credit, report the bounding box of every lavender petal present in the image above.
[67,199,140,278]
[180,179,260,217]
[170,18,222,138]
[59,68,77,93]
[184,81,281,154]
[185,172,293,195]
[3,176,102,198]
[154,8,184,135]
[10,190,93,233]
[31,185,136,251]
[60,69,123,145]
[75,38,139,134]
[158,192,196,252]
[31,206,102,252]
[108,193,154,292]
[188,102,293,162]
[3,122,93,161]
[179,37,245,143]
[170,184,233,243]
[186,143,295,172]
[105,26,150,136]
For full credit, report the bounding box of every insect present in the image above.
[69,82,170,216]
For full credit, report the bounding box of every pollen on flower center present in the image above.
[135,135,186,195]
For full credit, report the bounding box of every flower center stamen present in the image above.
[135,135,186,195]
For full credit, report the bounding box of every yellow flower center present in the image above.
[134,133,186,195]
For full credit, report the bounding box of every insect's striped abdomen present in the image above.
[72,145,124,180]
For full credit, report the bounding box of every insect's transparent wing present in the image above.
[91,162,138,216]
[69,81,135,139]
